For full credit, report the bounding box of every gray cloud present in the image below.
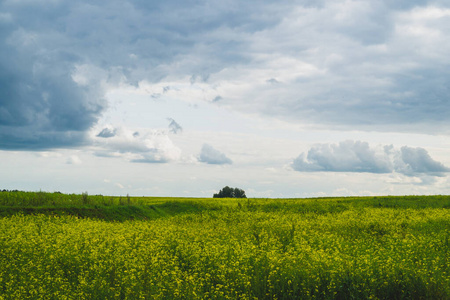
[207,1,450,133]
[266,78,280,84]
[292,141,392,173]
[0,1,107,149]
[212,96,223,103]
[1,0,283,150]
[198,144,232,165]
[292,140,450,176]
[2,0,450,151]
[167,118,182,134]
[97,128,117,138]
[397,146,450,175]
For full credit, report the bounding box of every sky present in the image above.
[1,0,450,198]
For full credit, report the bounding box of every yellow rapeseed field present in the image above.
[0,195,449,299]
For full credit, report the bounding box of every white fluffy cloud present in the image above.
[292,140,450,176]
[93,127,181,163]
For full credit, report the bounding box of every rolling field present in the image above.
[0,192,449,299]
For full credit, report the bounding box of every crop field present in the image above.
[0,192,449,299]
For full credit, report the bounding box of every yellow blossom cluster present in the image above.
[0,198,449,299]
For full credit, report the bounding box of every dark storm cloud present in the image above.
[2,0,450,151]
[198,144,232,165]
[292,141,450,176]
[0,0,287,150]
[0,1,106,149]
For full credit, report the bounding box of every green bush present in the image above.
[213,186,247,198]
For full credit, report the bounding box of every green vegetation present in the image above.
[0,191,449,299]
[213,186,247,198]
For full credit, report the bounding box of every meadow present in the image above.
[0,191,449,299]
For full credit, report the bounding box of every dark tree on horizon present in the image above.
[213,186,247,198]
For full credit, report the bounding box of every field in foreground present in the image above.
[0,192,449,299]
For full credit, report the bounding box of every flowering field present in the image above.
[0,194,449,299]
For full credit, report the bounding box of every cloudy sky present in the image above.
[2,0,450,197]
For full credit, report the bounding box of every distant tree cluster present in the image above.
[213,186,247,198]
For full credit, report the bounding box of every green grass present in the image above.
[0,191,221,220]
[1,191,449,220]
[0,191,449,299]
